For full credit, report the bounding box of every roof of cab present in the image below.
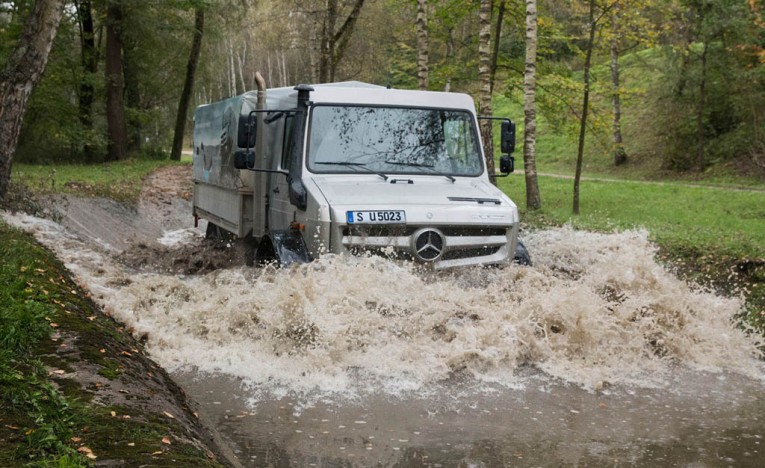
[243,81,476,112]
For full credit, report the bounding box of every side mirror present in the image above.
[500,155,514,174]
[234,149,255,169]
[501,120,516,154]
[237,114,256,148]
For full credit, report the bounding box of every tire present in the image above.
[513,240,532,266]
[255,236,277,265]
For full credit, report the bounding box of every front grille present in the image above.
[441,246,502,260]
[341,224,509,265]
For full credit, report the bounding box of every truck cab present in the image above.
[192,81,528,268]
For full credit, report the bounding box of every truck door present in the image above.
[268,114,295,232]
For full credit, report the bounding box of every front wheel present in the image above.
[513,240,532,266]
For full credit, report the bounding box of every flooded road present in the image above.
[3,177,764,466]
[176,371,765,467]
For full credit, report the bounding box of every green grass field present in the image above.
[499,174,765,259]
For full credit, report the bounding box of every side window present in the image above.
[281,114,294,170]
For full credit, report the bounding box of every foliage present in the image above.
[1,0,763,179]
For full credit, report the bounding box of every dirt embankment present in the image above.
[1,166,240,466]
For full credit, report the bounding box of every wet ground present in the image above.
[3,165,764,467]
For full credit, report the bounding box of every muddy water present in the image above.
[4,198,765,467]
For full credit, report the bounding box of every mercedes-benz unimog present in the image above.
[192,78,530,268]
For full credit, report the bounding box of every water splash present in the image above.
[4,211,762,399]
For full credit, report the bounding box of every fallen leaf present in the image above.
[127,442,135,447]
[121,351,132,356]
[20,266,27,272]
[161,437,171,445]
[34,268,45,273]
[162,411,174,419]
[25,429,33,436]
[122,415,131,420]
[77,446,97,460]
[71,437,82,443]
[110,411,116,417]
[4,425,19,430]
[87,316,96,321]
[99,349,106,353]
[49,323,59,328]
[151,451,163,455]
[53,369,65,375]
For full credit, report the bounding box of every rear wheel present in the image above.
[205,222,234,241]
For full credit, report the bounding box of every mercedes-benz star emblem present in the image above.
[413,229,444,262]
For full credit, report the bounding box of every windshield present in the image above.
[307,105,483,177]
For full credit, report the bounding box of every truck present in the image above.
[192,78,530,269]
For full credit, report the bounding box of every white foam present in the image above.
[4,211,762,399]
[157,228,204,248]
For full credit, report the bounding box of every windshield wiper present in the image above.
[385,161,456,182]
[316,161,388,181]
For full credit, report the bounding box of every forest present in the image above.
[0,0,763,200]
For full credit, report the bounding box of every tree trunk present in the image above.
[478,0,496,185]
[489,0,505,94]
[319,0,365,82]
[171,8,205,162]
[105,3,129,161]
[610,40,627,166]
[0,0,65,201]
[696,41,708,172]
[610,13,627,166]
[573,0,596,215]
[416,0,429,90]
[319,0,338,82]
[120,11,142,153]
[524,0,541,210]
[76,0,97,161]
[330,0,365,81]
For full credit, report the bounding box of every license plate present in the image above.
[347,210,406,224]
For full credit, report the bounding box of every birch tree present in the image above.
[524,0,541,210]
[478,0,495,183]
[0,0,65,201]
[416,0,429,90]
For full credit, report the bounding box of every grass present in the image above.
[0,221,226,466]
[499,175,765,258]
[1,224,89,466]
[11,156,191,204]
